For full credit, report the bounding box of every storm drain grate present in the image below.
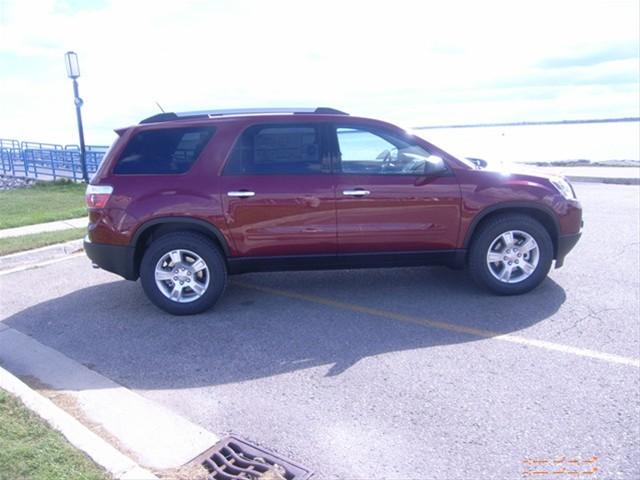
[197,436,313,480]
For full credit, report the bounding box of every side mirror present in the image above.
[467,157,487,168]
[424,155,447,174]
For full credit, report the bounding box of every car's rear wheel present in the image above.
[140,232,227,315]
[468,214,553,295]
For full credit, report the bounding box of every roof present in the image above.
[139,107,349,124]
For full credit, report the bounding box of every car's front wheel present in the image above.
[140,232,227,315]
[468,214,553,295]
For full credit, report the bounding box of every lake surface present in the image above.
[413,120,640,164]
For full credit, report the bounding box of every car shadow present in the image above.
[3,266,566,390]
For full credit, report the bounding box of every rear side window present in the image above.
[223,124,327,175]
[114,127,214,174]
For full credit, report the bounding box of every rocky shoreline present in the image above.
[514,159,640,168]
[0,175,37,191]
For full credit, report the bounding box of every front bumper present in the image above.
[555,231,582,268]
[84,236,138,280]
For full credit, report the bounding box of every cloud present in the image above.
[486,59,639,89]
[538,45,640,69]
[0,0,638,144]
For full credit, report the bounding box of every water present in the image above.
[413,121,640,164]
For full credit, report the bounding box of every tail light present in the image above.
[86,185,113,209]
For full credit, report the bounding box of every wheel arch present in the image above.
[131,217,231,278]
[463,203,560,258]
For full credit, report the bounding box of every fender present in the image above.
[131,216,232,256]
[462,201,560,250]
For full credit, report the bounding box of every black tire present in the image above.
[468,214,553,295]
[140,232,227,315]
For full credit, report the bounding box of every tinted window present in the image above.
[337,127,446,175]
[114,127,214,174]
[224,124,327,175]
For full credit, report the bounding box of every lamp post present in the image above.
[64,51,88,183]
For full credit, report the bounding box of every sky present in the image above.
[1,0,639,146]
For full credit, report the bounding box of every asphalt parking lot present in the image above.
[1,182,639,479]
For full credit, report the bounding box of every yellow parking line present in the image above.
[234,281,640,369]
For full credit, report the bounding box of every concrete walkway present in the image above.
[0,217,87,239]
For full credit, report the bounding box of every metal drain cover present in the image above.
[197,436,313,480]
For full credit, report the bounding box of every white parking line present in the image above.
[3,259,637,368]
[236,282,640,368]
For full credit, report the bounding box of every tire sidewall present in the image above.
[469,216,553,295]
[140,233,227,315]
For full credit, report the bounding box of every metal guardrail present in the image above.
[0,138,108,181]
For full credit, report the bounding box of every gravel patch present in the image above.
[0,175,36,191]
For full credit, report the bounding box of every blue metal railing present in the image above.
[0,138,109,181]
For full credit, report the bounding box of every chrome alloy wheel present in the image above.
[486,230,539,284]
[154,249,210,303]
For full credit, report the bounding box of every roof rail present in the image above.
[139,107,348,124]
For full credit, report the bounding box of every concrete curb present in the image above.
[0,327,220,470]
[0,364,158,480]
[0,238,83,272]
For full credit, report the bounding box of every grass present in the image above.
[0,228,86,256]
[0,389,110,480]
[0,181,86,229]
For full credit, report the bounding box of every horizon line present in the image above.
[413,117,640,130]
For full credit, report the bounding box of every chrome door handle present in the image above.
[342,189,370,197]
[227,190,255,198]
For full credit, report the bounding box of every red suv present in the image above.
[85,107,582,315]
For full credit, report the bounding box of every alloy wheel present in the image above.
[154,249,210,303]
[486,230,540,284]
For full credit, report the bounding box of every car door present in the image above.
[332,124,461,253]
[220,122,336,257]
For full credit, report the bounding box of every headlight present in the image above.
[550,176,576,199]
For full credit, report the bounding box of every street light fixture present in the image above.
[64,51,88,182]
[64,51,80,79]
